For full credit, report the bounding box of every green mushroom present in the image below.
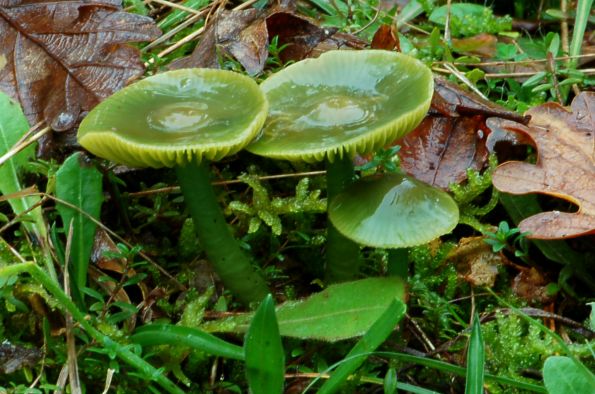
[328,173,459,275]
[78,68,269,305]
[247,50,434,282]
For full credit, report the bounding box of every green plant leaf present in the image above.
[131,324,244,360]
[543,356,595,394]
[244,294,284,394]
[316,299,406,394]
[55,152,103,305]
[203,277,407,341]
[465,313,484,394]
[0,92,46,241]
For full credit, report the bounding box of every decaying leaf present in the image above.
[170,5,348,75]
[447,236,502,287]
[395,78,529,189]
[512,267,555,304]
[0,0,161,131]
[371,24,400,51]
[491,92,595,239]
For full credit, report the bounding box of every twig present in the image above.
[127,170,327,197]
[443,63,488,99]
[147,0,203,15]
[433,53,595,67]
[0,126,50,168]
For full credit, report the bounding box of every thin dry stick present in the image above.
[0,126,50,168]
[144,0,259,64]
[433,53,595,67]
[432,66,595,79]
[443,63,488,99]
[127,170,327,198]
[64,222,82,394]
[148,0,204,15]
[546,52,564,104]
[143,12,206,52]
[101,368,115,394]
[443,0,452,44]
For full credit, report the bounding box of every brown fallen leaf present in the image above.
[0,341,41,374]
[394,78,529,189]
[447,236,503,287]
[0,0,160,131]
[371,24,400,51]
[491,92,595,239]
[170,9,267,75]
[451,33,497,57]
[171,5,341,75]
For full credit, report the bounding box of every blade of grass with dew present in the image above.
[465,313,485,394]
[315,299,406,394]
[131,324,244,360]
[244,294,284,394]
[55,152,103,307]
[0,92,56,281]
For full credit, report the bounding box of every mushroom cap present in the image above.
[77,69,268,168]
[246,50,433,163]
[328,173,459,248]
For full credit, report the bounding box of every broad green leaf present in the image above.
[465,313,485,394]
[0,92,46,240]
[55,152,103,305]
[317,299,406,394]
[130,324,244,360]
[244,294,284,394]
[543,356,595,394]
[384,368,398,394]
[203,277,406,341]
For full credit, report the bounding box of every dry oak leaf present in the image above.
[0,0,160,131]
[492,92,595,239]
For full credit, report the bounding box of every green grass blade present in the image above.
[244,294,285,394]
[465,313,485,394]
[379,352,546,392]
[55,152,103,306]
[569,0,594,70]
[317,299,407,394]
[131,324,244,360]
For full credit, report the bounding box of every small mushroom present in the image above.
[247,50,434,282]
[329,172,459,277]
[78,68,269,304]
[329,173,459,248]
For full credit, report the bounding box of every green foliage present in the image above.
[244,294,285,394]
[451,155,499,233]
[465,313,485,394]
[409,242,464,338]
[429,4,512,38]
[55,152,103,306]
[484,221,530,262]
[482,312,560,383]
[227,174,326,236]
[203,278,406,341]
[315,299,406,394]
[543,356,595,394]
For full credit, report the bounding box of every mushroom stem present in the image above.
[175,162,269,305]
[325,156,362,282]
[387,248,409,278]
